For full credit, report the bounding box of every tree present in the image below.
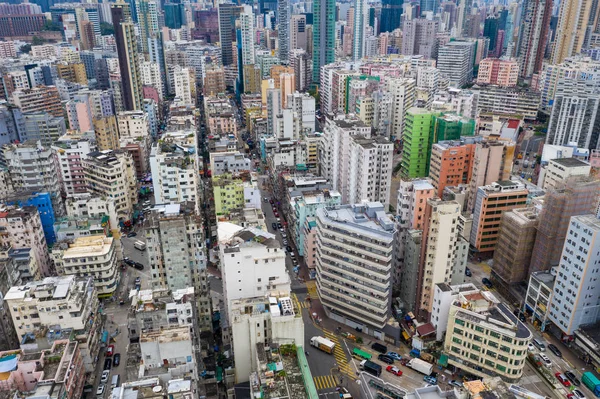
[31,36,46,45]
[42,20,62,31]
[100,22,114,35]
[20,44,31,54]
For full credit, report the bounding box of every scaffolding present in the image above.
[492,207,538,285]
[529,176,600,276]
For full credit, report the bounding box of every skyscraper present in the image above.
[240,6,255,66]
[515,0,552,80]
[380,0,403,33]
[112,0,143,110]
[219,3,236,66]
[136,0,159,53]
[352,0,368,60]
[278,0,290,63]
[551,0,595,64]
[483,16,499,53]
[312,0,335,85]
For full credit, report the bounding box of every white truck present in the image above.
[408,358,433,375]
[134,240,146,251]
[310,336,335,354]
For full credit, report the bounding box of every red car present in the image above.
[555,373,571,388]
[106,345,115,357]
[386,366,402,376]
[274,212,279,217]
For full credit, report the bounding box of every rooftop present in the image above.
[219,224,282,251]
[60,235,113,259]
[317,202,396,239]
[550,157,591,168]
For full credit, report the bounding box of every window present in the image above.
[455,319,465,326]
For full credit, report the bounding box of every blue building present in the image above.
[6,192,56,245]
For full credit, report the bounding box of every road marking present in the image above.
[313,375,337,390]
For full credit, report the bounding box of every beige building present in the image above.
[83,149,137,219]
[552,0,595,64]
[476,58,519,87]
[435,284,532,381]
[52,235,119,297]
[541,158,591,191]
[93,116,120,151]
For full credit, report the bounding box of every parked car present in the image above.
[386,366,402,376]
[538,353,552,368]
[386,352,402,361]
[281,232,287,238]
[134,262,144,270]
[424,376,437,385]
[135,277,141,284]
[277,223,282,229]
[127,232,137,237]
[286,246,293,252]
[449,380,463,388]
[269,199,274,205]
[271,222,277,229]
[282,239,288,246]
[378,354,394,364]
[104,358,112,370]
[113,354,121,366]
[555,373,571,387]
[96,384,106,396]
[106,345,115,357]
[465,267,472,277]
[274,211,279,217]
[101,370,110,383]
[123,258,135,266]
[568,389,586,399]
[548,344,562,357]
[565,371,580,386]
[527,343,536,352]
[482,278,493,288]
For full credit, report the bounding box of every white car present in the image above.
[100,370,110,383]
[538,353,552,368]
[527,343,535,352]
[571,389,586,399]
[96,384,106,396]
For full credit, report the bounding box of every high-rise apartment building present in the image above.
[290,15,307,51]
[415,199,467,319]
[429,140,476,197]
[546,79,600,149]
[52,235,119,297]
[135,0,159,53]
[476,58,519,86]
[52,138,95,197]
[112,0,143,110]
[315,203,395,332]
[12,86,62,117]
[218,3,240,66]
[277,0,289,63]
[529,177,600,275]
[470,181,529,254]
[319,114,393,207]
[380,0,403,32]
[352,0,368,60]
[400,108,434,179]
[548,214,600,336]
[144,203,211,330]
[401,19,439,59]
[437,41,476,88]
[541,158,591,191]
[515,0,552,80]
[491,207,538,287]
[551,0,595,64]
[388,77,416,140]
[93,116,120,151]
[83,149,137,219]
[312,0,335,84]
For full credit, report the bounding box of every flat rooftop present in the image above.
[550,157,591,168]
[317,203,395,239]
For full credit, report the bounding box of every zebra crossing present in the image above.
[291,293,309,310]
[313,375,337,390]
[322,330,355,378]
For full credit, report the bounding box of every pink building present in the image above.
[302,218,317,279]
[476,58,519,87]
[66,98,93,133]
[143,86,161,104]
[0,340,84,399]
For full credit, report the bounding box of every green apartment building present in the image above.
[400,109,475,179]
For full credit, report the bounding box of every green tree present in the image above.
[100,22,114,35]
[42,20,62,31]
[31,36,46,45]
[20,44,31,54]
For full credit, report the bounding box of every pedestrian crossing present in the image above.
[322,331,355,377]
[313,375,337,390]
[291,293,309,310]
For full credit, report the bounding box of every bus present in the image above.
[353,348,372,360]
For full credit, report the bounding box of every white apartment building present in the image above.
[548,214,600,336]
[83,150,137,219]
[144,203,211,330]
[141,61,165,99]
[266,88,282,136]
[524,270,555,332]
[53,137,95,197]
[52,235,119,297]
[388,77,416,139]
[541,158,591,191]
[31,44,57,58]
[0,206,51,277]
[2,140,64,214]
[437,41,476,88]
[173,67,195,106]
[287,92,316,134]
[440,284,532,381]
[210,151,252,176]
[240,6,255,66]
[149,142,199,207]
[320,114,393,207]
[431,282,479,340]
[218,223,291,319]
[417,199,467,319]
[5,275,102,372]
[230,295,304,383]
[315,203,395,333]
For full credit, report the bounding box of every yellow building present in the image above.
[56,63,88,85]
[93,115,120,150]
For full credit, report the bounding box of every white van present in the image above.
[111,375,120,389]
[134,241,146,251]
[532,338,546,351]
